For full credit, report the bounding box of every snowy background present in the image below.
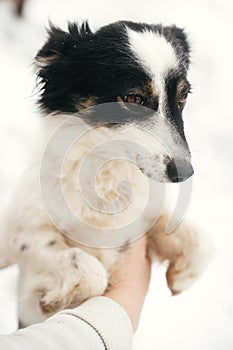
[0,0,233,348]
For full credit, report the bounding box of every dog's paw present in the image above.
[39,247,108,314]
[166,254,198,295]
[166,232,214,295]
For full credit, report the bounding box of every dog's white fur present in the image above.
[0,29,214,327]
[127,28,178,105]
[0,113,213,327]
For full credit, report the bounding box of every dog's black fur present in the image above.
[36,21,190,131]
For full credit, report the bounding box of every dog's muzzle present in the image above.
[166,159,194,182]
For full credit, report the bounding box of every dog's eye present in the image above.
[179,92,188,104]
[178,91,189,108]
[124,94,144,105]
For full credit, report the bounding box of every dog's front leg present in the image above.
[15,230,108,327]
[147,212,214,294]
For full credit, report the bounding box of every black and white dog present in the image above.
[0,21,212,327]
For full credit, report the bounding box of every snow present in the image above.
[0,0,233,348]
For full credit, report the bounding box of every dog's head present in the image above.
[36,21,193,183]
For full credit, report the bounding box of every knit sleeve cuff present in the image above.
[56,296,133,350]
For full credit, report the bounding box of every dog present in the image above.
[0,21,213,327]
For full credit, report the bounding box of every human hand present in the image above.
[104,235,151,331]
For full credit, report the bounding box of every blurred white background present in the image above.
[0,0,233,348]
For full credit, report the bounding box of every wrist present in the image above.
[104,284,146,331]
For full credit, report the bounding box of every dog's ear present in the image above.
[35,22,94,112]
[35,21,93,69]
[163,25,190,68]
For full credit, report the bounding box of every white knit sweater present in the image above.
[0,297,133,350]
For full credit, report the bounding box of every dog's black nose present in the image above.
[166,159,194,182]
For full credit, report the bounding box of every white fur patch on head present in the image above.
[127,28,179,114]
[127,28,178,80]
